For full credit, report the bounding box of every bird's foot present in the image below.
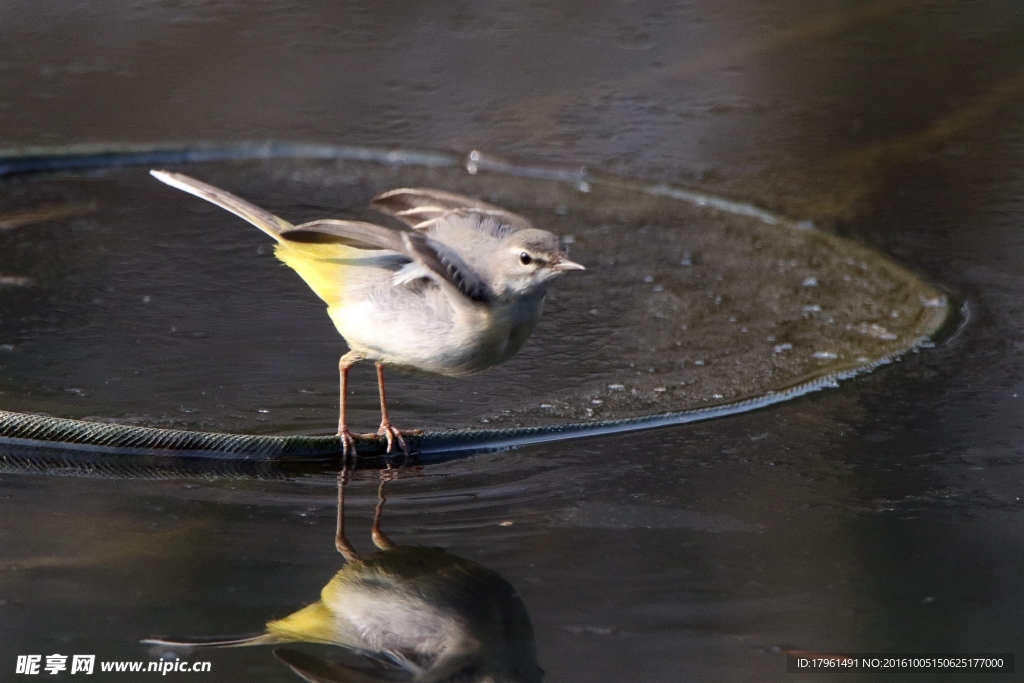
[337,428,358,461]
[370,423,420,461]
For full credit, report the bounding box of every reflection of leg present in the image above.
[337,351,364,458]
[374,361,410,458]
[371,470,395,550]
[335,468,360,562]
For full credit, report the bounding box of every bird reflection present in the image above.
[144,471,543,683]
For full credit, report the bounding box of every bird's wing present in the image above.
[424,208,534,240]
[401,231,491,303]
[281,220,491,303]
[371,187,503,224]
[150,171,294,240]
[282,219,407,251]
[273,648,412,683]
[370,188,533,236]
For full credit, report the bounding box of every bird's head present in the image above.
[491,228,584,297]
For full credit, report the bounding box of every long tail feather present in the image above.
[150,170,294,240]
[141,632,279,649]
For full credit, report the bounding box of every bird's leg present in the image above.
[372,361,414,459]
[337,351,363,459]
[371,470,395,550]
[334,467,360,562]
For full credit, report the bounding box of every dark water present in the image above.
[3,1,1024,681]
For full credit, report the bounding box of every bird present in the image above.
[143,474,544,683]
[144,545,543,683]
[150,170,584,457]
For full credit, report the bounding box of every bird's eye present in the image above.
[519,252,532,265]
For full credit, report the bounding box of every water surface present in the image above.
[3,1,1024,681]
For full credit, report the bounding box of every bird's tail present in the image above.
[150,170,294,240]
[141,601,338,651]
[141,632,280,649]
[150,170,356,307]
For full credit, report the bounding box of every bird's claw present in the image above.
[378,423,409,462]
[357,425,418,463]
[337,428,358,462]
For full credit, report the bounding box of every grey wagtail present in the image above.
[150,171,584,456]
[143,474,543,683]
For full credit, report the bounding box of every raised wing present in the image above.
[370,187,534,237]
[273,648,410,683]
[280,220,491,303]
[281,220,406,251]
[370,187,502,223]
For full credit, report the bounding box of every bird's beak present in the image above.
[553,258,586,271]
